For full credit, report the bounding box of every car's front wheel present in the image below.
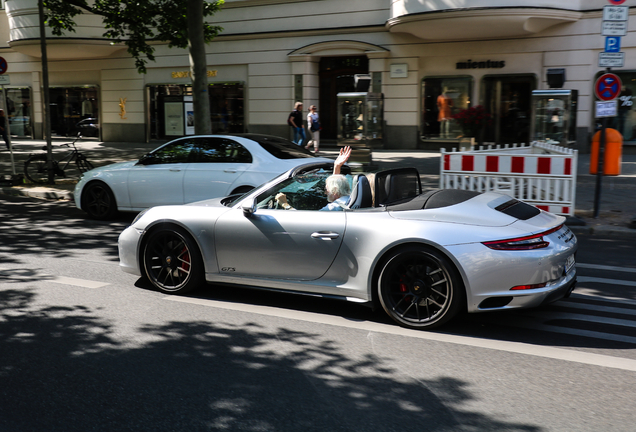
[82,181,118,220]
[377,246,465,330]
[143,225,204,295]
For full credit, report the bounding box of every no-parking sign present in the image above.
[608,0,626,5]
[595,73,622,101]
[0,57,7,75]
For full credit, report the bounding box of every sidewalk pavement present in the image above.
[2,138,635,237]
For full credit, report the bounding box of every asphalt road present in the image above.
[1,194,635,432]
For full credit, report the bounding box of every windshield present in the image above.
[255,170,332,210]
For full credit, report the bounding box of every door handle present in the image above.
[224,169,237,173]
[311,232,340,240]
[169,168,181,172]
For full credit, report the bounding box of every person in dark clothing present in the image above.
[288,102,305,146]
[0,109,9,150]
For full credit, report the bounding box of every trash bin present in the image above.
[590,128,622,176]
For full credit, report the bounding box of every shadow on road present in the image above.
[0,287,541,431]
[0,194,134,265]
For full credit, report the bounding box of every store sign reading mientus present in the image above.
[171,70,218,78]
[456,60,505,69]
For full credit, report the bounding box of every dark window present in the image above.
[481,74,535,144]
[241,134,314,159]
[150,139,197,164]
[194,138,252,163]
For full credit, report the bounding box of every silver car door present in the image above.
[215,208,346,281]
[183,137,252,203]
[127,139,196,208]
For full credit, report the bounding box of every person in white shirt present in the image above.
[305,105,320,154]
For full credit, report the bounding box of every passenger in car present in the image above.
[275,146,352,210]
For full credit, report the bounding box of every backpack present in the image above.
[310,119,321,132]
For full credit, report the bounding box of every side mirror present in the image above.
[137,154,156,165]
[240,197,257,216]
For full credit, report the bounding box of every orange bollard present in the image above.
[590,128,622,175]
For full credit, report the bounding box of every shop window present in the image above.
[148,82,244,139]
[421,76,472,140]
[3,87,32,137]
[49,86,99,138]
[600,71,636,142]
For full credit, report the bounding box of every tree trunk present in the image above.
[186,0,211,135]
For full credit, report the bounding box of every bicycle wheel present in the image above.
[24,154,54,184]
[75,155,94,173]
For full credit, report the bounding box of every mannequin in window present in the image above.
[437,88,453,138]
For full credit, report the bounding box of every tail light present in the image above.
[482,224,563,251]
[510,283,547,291]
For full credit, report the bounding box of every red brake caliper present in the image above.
[399,278,407,293]
[181,247,190,272]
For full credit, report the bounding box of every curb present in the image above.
[0,186,74,202]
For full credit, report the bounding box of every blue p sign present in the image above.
[605,36,621,53]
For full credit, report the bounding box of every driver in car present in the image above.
[275,146,352,211]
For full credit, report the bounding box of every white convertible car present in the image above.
[118,162,578,330]
[75,134,329,219]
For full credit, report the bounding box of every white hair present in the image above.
[325,175,350,198]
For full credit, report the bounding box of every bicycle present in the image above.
[24,134,95,184]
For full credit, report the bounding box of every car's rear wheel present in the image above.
[82,181,118,220]
[378,246,464,330]
[143,226,204,295]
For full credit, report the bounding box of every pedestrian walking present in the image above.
[0,109,9,150]
[306,104,321,154]
[288,102,305,146]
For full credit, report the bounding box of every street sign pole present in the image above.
[594,98,608,218]
[0,85,17,176]
[593,0,629,218]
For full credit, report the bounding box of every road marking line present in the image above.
[578,276,636,287]
[164,296,636,372]
[571,290,636,306]
[562,297,636,314]
[50,276,109,289]
[577,263,636,273]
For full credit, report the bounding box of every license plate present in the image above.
[565,254,575,274]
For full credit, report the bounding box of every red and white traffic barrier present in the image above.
[440,142,578,216]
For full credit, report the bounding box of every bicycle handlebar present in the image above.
[39,134,82,151]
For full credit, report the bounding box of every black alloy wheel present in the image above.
[378,246,464,330]
[143,226,204,294]
[82,181,118,220]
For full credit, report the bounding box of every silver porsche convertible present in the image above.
[118,161,577,330]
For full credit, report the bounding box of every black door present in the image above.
[319,56,369,140]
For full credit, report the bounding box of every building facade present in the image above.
[0,0,633,151]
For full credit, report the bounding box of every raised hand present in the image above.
[333,146,352,174]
